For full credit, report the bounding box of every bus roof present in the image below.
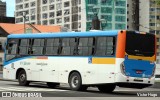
[7,30,119,39]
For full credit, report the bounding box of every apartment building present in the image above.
[0,0,6,16]
[15,0,127,32]
[150,0,160,77]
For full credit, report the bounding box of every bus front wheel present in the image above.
[97,84,116,93]
[69,72,87,91]
[18,70,30,86]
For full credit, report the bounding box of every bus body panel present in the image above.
[3,56,116,84]
[124,59,155,78]
[3,57,155,85]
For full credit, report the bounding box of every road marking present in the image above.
[0,86,69,91]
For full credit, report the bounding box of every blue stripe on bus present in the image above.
[3,56,116,66]
[8,30,119,38]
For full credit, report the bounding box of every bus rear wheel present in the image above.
[18,70,30,86]
[69,72,87,91]
[97,84,116,93]
[47,82,60,88]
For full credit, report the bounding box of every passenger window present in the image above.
[31,39,44,55]
[46,38,60,55]
[20,39,30,46]
[33,39,44,46]
[60,38,77,55]
[32,47,44,55]
[95,37,115,56]
[78,37,94,56]
[18,39,30,55]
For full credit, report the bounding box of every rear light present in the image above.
[120,63,126,75]
[150,61,154,64]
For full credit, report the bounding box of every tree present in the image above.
[156,0,160,5]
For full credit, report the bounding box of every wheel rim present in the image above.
[71,76,79,88]
[20,74,26,82]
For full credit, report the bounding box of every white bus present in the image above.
[3,30,156,92]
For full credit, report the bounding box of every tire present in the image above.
[98,84,116,93]
[69,72,87,91]
[47,82,60,88]
[18,70,30,86]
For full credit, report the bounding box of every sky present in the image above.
[2,0,15,17]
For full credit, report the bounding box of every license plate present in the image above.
[134,78,143,82]
[135,78,142,80]
[136,70,142,74]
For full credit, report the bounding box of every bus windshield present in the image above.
[125,31,155,57]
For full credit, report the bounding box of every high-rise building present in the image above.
[15,0,127,32]
[0,0,6,16]
[150,0,160,77]
[127,0,160,77]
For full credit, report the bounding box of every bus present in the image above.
[3,30,156,92]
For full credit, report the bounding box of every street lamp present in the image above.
[91,6,100,30]
[23,11,26,33]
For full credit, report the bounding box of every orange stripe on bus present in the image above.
[92,58,115,64]
[116,30,126,58]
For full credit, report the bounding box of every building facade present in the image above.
[149,0,160,77]
[0,0,6,16]
[15,0,127,32]
[86,0,127,31]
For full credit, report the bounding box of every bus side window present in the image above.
[78,37,94,56]
[61,38,76,55]
[45,38,59,55]
[95,37,114,56]
[31,39,44,55]
[106,37,114,55]
[6,39,19,61]
[18,39,30,55]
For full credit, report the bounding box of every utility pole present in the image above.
[23,12,26,33]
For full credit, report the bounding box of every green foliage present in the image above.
[156,0,160,5]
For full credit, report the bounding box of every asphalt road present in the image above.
[0,80,160,98]
[0,72,160,100]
